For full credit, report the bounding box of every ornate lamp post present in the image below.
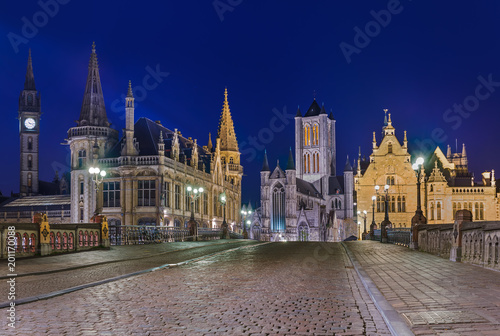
[375,184,391,243]
[410,157,427,249]
[357,210,368,240]
[186,185,204,240]
[241,209,252,239]
[220,192,229,239]
[88,166,106,218]
[370,195,376,237]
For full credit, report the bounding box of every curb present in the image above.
[0,240,254,279]
[341,242,415,336]
[0,241,271,308]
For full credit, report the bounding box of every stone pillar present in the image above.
[37,214,51,256]
[450,210,472,262]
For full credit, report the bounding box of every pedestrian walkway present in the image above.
[0,240,245,277]
[344,241,500,335]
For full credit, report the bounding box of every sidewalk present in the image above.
[0,240,245,277]
[344,241,500,335]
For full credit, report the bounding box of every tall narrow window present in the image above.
[103,181,120,207]
[28,155,33,170]
[377,196,381,212]
[474,202,479,220]
[304,125,311,146]
[203,193,208,215]
[312,154,316,173]
[78,150,86,168]
[402,196,406,212]
[271,183,285,232]
[397,196,401,212]
[391,196,395,212]
[480,203,484,220]
[437,202,441,220]
[164,182,171,207]
[27,173,32,187]
[430,202,434,220]
[138,180,156,206]
[27,137,33,150]
[388,143,393,153]
[304,154,307,173]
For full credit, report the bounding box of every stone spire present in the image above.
[447,145,452,158]
[462,143,467,157]
[261,150,270,171]
[24,49,36,90]
[344,155,353,171]
[78,42,109,127]
[286,147,295,170]
[207,132,213,152]
[217,87,238,152]
[296,105,302,117]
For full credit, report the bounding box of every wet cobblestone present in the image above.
[2,242,390,335]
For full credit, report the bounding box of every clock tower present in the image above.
[19,50,41,196]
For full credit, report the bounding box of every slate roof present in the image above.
[108,117,212,173]
[304,100,322,117]
[296,178,323,199]
[328,176,345,195]
[0,195,70,212]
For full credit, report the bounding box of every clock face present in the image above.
[24,118,36,130]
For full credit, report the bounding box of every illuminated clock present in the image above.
[24,117,36,130]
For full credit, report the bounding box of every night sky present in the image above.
[2,1,500,204]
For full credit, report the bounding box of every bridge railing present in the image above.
[387,228,411,247]
[112,226,223,245]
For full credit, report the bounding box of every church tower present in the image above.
[216,88,242,187]
[295,100,336,185]
[19,50,41,196]
[67,43,118,222]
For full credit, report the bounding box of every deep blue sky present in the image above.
[1,1,500,204]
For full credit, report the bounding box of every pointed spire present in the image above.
[383,109,388,126]
[296,105,302,117]
[276,159,280,169]
[261,150,270,172]
[159,130,164,143]
[387,112,392,125]
[320,102,327,114]
[372,132,377,148]
[217,87,238,152]
[327,108,335,120]
[403,130,408,148]
[207,132,213,151]
[24,49,36,90]
[78,42,109,127]
[344,155,353,171]
[447,144,452,158]
[286,147,295,170]
[127,80,133,97]
[462,143,467,157]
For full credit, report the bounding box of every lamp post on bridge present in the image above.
[186,185,204,241]
[375,184,391,243]
[220,192,229,239]
[89,166,106,218]
[241,208,252,239]
[357,210,367,240]
[370,195,376,237]
[410,157,427,249]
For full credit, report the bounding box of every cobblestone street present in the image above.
[345,241,500,335]
[2,242,390,335]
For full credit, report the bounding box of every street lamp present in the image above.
[220,192,229,239]
[186,185,204,240]
[88,166,106,217]
[357,210,368,240]
[241,209,252,239]
[375,184,391,243]
[370,195,376,237]
[410,157,427,249]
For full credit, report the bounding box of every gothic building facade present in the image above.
[253,100,356,242]
[65,44,243,231]
[355,111,499,228]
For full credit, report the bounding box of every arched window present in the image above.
[79,231,83,247]
[84,231,89,247]
[474,202,479,220]
[397,196,401,212]
[271,183,285,232]
[312,124,319,145]
[69,233,74,250]
[388,143,393,153]
[229,157,234,164]
[430,185,434,192]
[430,202,434,220]
[27,137,33,150]
[28,173,32,187]
[312,153,316,173]
[304,125,311,146]
[28,155,33,170]
[78,150,86,168]
[22,233,29,252]
[480,203,484,220]
[457,203,462,211]
[307,153,311,173]
[50,232,55,250]
[63,232,68,250]
[339,200,342,209]
[437,202,441,220]
[391,177,395,185]
[315,153,319,173]
[56,232,61,250]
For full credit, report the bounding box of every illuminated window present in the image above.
[304,125,311,146]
